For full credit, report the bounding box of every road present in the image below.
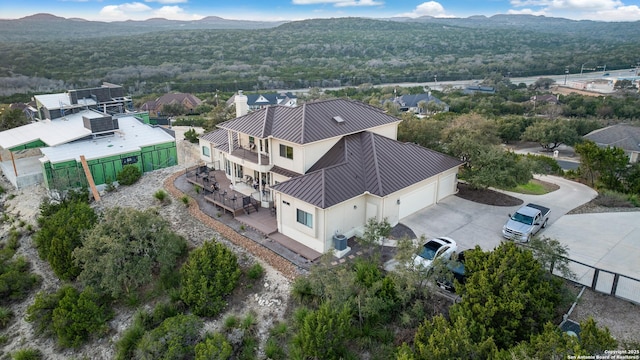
[283,68,637,94]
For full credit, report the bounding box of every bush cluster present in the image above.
[116,164,142,186]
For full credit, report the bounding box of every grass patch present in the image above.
[504,179,559,195]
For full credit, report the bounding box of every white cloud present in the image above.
[99,2,152,19]
[509,0,640,20]
[507,8,548,16]
[99,2,203,21]
[292,0,383,6]
[395,1,452,18]
[152,6,204,20]
[145,0,188,4]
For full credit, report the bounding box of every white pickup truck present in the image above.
[502,203,550,242]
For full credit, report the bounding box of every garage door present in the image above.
[399,182,436,219]
[437,173,456,201]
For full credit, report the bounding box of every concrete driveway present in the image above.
[401,175,598,253]
[401,175,640,297]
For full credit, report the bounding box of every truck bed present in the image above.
[526,203,550,216]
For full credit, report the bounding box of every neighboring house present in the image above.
[584,124,640,163]
[530,94,559,105]
[463,85,496,95]
[140,92,203,116]
[391,93,449,114]
[0,84,177,190]
[226,91,297,111]
[199,94,463,254]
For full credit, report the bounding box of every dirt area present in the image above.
[0,127,292,359]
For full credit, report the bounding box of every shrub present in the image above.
[105,177,116,192]
[134,314,203,360]
[153,189,170,204]
[246,263,264,280]
[180,240,241,317]
[195,332,233,360]
[0,306,14,328]
[116,164,142,186]
[223,315,239,330]
[26,285,113,348]
[11,348,42,360]
[33,200,97,280]
[594,190,635,208]
[181,195,190,207]
[183,128,200,143]
[0,256,42,305]
[75,208,188,299]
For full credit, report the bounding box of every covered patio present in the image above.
[181,166,322,262]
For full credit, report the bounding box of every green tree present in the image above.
[33,201,97,280]
[521,120,579,151]
[134,314,203,360]
[575,140,629,190]
[26,285,112,348]
[441,113,500,164]
[74,208,188,298]
[51,286,112,348]
[0,108,28,131]
[461,146,533,189]
[195,332,233,360]
[0,256,41,305]
[291,302,352,359]
[180,240,241,317]
[449,242,566,349]
[409,315,497,360]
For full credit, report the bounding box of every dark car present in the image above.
[436,250,467,292]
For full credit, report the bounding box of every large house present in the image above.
[584,124,640,163]
[0,84,177,190]
[198,94,462,254]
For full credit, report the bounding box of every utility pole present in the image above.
[564,67,569,85]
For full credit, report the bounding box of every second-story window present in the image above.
[202,146,210,157]
[279,144,293,160]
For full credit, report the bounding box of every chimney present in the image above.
[235,90,248,118]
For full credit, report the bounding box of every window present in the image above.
[296,209,313,228]
[279,144,293,160]
[202,146,210,157]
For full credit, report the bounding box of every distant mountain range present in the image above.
[1,12,639,42]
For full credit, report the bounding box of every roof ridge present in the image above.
[261,107,270,138]
[368,132,384,195]
[300,103,307,143]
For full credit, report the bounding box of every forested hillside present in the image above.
[0,15,639,98]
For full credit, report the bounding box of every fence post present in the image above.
[591,268,600,289]
[611,274,620,296]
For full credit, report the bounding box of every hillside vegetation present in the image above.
[0,16,639,97]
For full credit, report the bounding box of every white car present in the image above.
[413,237,458,269]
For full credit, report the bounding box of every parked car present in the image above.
[437,250,468,292]
[383,236,458,272]
[502,203,550,242]
[413,237,458,269]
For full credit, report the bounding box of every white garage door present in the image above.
[437,173,456,201]
[399,182,436,219]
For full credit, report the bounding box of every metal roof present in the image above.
[272,131,463,209]
[217,98,401,145]
[34,93,73,110]
[584,124,640,152]
[39,116,175,164]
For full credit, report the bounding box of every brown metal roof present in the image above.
[217,98,401,144]
[272,132,463,209]
[270,165,302,178]
[199,128,228,145]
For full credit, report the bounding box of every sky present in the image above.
[1,0,640,22]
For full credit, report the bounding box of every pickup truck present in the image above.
[502,203,550,242]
